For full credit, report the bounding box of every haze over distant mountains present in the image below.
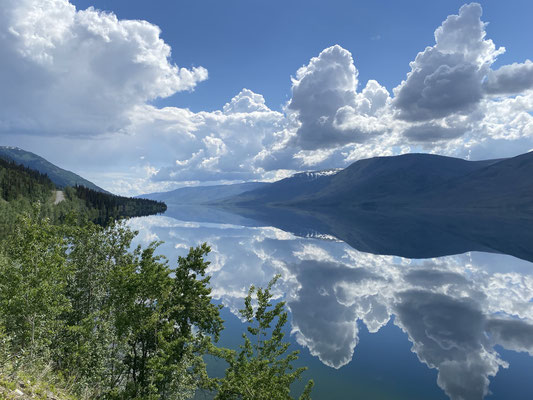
[139,182,268,205]
[0,146,108,193]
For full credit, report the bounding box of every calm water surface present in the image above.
[127,205,533,400]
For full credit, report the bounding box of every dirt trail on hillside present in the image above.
[54,190,65,205]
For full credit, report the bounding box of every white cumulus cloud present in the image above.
[393,3,504,123]
[0,0,207,137]
[483,60,533,95]
[287,45,390,150]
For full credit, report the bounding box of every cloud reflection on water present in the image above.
[127,214,533,400]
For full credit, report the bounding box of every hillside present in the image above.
[295,154,501,207]
[0,157,55,203]
[222,153,533,211]
[0,146,108,193]
[0,157,166,233]
[418,151,533,210]
[221,170,340,206]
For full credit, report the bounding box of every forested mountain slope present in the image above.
[0,158,166,234]
[0,146,108,193]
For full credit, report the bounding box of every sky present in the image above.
[1,0,533,195]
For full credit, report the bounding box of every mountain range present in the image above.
[36,147,522,215]
[213,152,533,212]
[138,149,533,261]
[0,146,108,193]
[138,182,267,205]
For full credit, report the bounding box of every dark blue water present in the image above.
[128,205,533,400]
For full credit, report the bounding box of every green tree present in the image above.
[215,276,314,400]
[0,213,227,399]
[0,214,70,363]
[111,242,223,399]
[0,205,317,399]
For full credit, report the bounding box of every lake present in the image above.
[127,204,533,400]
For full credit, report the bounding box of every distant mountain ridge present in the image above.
[0,146,108,193]
[417,151,533,210]
[285,153,503,208]
[139,182,268,204]
[223,168,343,206]
[221,152,533,212]
[138,170,344,206]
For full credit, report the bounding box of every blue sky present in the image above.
[70,0,533,112]
[1,0,533,194]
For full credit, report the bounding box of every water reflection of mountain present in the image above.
[201,205,533,262]
[163,204,263,227]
